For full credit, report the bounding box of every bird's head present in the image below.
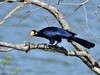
[30,30,38,38]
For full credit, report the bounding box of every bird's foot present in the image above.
[37,43,48,45]
[67,39,72,42]
[41,43,59,48]
[49,44,59,47]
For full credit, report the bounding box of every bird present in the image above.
[30,26,95,49]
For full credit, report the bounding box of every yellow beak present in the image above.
[30,31,35,38]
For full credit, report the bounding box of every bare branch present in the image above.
[0,41,100,74]
[59,0,89,6]
[0,42,87,56]
[0,0,100,74]
[0,0,28,25]
[95,4,100,22]
[0,48,13,52]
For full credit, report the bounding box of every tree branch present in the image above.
[0,0,28,25]
[0,0,100,74]
[0,41,100,74]
[0,42,86,56]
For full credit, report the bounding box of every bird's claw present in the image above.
[49,44,59,48]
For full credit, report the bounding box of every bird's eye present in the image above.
[34,32,37,35]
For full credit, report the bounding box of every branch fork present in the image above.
[0,0,100,74]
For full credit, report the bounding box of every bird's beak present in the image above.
[30,31,35,38]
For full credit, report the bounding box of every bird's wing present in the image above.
[42,27,74,38]
[66,30,76,36]
[58,29,74,37]
[42,30,58,37]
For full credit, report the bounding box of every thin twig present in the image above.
[0,0,28,25]
[59,0,89,6]
[0,0,100,74]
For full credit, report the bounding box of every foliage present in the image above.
[0,55,21,75]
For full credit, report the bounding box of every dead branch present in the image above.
[0,41,100,74]
[0,0,100,75]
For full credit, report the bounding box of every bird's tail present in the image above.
[71,37,95,49]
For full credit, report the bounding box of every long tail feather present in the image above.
[71,37,95,49]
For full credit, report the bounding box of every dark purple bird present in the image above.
[30,26,95,49]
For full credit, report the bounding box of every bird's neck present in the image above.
[35,32,40,36]
[35,31,43,37]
